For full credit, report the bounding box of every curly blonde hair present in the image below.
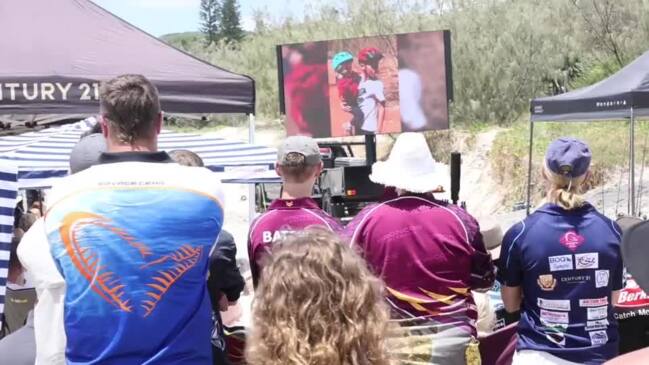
[246,228,392,365]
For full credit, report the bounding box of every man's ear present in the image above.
[275,164,283,177]
[100,116,109,138]
[155,112,163,135]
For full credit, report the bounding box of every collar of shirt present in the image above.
[536,202,595,216]
[99,151,173,164]
[269,197,320,210]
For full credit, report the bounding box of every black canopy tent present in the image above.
[0,0,254,115]
[526,50,649,216]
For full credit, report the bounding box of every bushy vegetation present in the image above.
[491,121,649,206]
[163,0,649,127]
[161,0,649,208]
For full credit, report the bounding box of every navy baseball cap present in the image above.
[545,137,591,178]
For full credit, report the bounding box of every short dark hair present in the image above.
[278,152,318,183]
[100,74,161,144]
[169,149,204,167]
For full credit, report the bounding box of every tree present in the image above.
[219,0,244,43]
[200,0,221,46]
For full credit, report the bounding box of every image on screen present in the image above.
[277,30,452,138]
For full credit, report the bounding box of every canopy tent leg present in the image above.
[248,114,257,225]
[630,108,636,216]
[526,119,535,216]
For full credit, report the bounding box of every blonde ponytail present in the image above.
[543,165,587,210]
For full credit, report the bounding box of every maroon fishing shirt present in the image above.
[345,194,495,336]
[247,197,343,286]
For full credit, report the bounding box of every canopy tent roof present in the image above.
[0,0,254,115]
[0,119,276,189]
[531,50,649,121]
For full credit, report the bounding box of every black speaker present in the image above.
[450,152,461,205]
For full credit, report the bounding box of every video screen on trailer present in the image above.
[277,30,453,138]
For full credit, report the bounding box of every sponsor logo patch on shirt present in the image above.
[544,323,568,346]
[549,255,573,272]
[589,330,609,345]
[540,309,570,324]
[561,275,591,284]
[575,253,599,270]
[580,297,608,307]
[585,319,609,331]
[559,231,585,251]
[538,298,571,311]
[587,306,608,320]
[596,270,610,288]
[538,274,557,291]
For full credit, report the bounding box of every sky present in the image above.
[91,0,307,37]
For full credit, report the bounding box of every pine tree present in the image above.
[200,0,221,46]
[219,0,244,44]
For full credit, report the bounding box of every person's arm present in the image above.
[17,219,67,365]
[377,101,386,133]
[498,222,526,314]
[612,290,621,305]
[208,231,245,305]
[501,286,523,313]
[611,223,624,306]
[375,81,386,133]
[461,212,495,291]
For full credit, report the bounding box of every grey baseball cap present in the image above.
[69,133,107,174]
[277,136,321,165]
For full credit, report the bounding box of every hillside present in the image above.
[159,0,649,219]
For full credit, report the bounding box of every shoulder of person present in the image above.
[588,208,622,240]
[502,220,527,245]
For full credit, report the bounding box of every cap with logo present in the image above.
[277,135,321,166]
[545,137,591,178]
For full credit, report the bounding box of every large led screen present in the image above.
[277,30,453,138]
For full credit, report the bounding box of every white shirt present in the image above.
[398,68,428,131]
[358,77,386,133]
[18,218,67,365]
[18,160,224,365]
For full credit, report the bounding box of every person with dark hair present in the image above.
[18,74,225,365]
[169,147,244,365]
[248,136,342,288]
[0,234,36,338]
[356,47,386,134]
[499,138,624,364]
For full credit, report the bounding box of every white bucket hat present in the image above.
[370,132,448,193]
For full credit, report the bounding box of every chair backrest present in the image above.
[478,322,518,365]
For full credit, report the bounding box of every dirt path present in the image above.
[457,128,508,218]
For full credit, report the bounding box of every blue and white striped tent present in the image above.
[0,119,277,189]
[0,164,18,330]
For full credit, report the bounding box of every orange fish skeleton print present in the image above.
[59,212,204,317]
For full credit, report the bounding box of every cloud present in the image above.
[241,15,255,32]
